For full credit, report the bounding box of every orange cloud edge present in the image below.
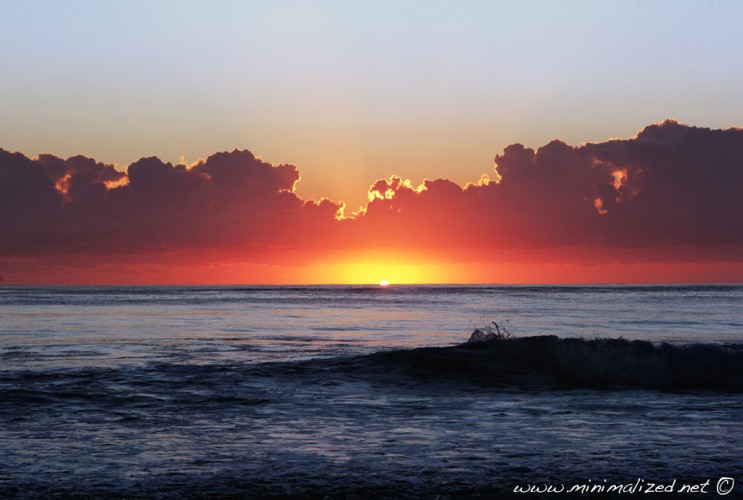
[1,120,742,285]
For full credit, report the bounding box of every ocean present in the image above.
[1,285,742,498]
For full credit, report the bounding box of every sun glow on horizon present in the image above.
[302,253,449,285]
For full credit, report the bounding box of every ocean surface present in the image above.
[1,285,742,497]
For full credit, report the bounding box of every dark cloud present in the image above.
[1,121,741,279]
[354,120,743,253]
[0,149,342,256]
[583,120,743,246]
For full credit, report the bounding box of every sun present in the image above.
[379,280,390,287]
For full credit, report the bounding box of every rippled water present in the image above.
[1,285,742,497]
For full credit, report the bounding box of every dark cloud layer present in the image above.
[1,121,741,273]
[0,149,342,256]
[354,120,743,253]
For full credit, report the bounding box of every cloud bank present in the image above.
[354,120,743,253]
[0,149,342,256]
[1,120,741,283]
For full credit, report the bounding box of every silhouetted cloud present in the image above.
[355,120,743,253]
[0,149,343,256]
[1,120,741,282]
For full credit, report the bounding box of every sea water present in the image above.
[1,285,742,497]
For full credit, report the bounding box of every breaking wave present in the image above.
[4,337,743,402]
[348,335,743,392]
[3,335,743,498]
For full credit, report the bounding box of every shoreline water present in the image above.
[1,285,741,497]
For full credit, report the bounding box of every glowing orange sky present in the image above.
[1,121,741,285]
[2,4,743,285]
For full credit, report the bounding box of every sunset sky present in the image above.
[1,1,742,284]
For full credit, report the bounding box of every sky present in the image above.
[1,0,742,284]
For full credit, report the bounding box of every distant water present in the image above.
[1,285,742,497]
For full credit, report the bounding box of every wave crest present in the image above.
[354,336,743,391]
